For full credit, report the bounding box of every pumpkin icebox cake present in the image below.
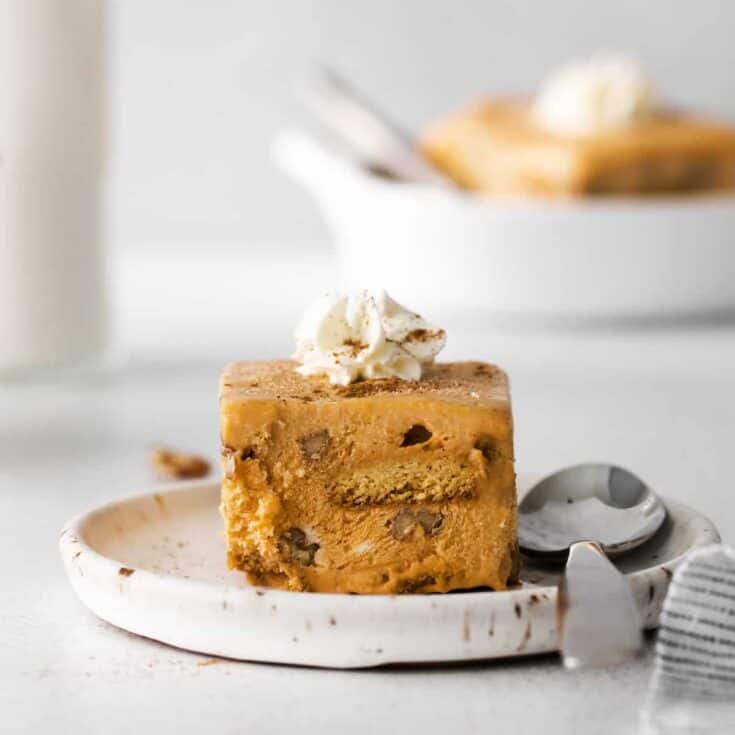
[220,290,518,594]
[421,55,735,197]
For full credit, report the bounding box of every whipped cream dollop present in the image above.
[533,55,655,137]
[293,290,446,385]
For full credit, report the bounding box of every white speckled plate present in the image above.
[59,476,719,669]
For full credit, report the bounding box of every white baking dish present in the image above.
[275,130,735,323]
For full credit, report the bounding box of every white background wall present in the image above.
[110,0,735,251]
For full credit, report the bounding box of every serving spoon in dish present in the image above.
[301,66,449,185]
[519,464,667,669]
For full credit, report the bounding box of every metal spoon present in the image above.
[519,464,667,669]
[301,66,449,185]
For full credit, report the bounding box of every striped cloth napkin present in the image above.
[643,544,735,734]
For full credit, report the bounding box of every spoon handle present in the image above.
[558,541,643,669]
[301,67,447,185]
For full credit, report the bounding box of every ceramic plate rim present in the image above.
[59,476,721,667]
[60,478,720,601]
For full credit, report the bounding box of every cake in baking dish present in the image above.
[421,56,735,197]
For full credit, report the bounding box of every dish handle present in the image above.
[272,128,363,202]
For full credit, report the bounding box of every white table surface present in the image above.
[3,250,735,734]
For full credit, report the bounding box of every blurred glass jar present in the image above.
[0,0,108,375]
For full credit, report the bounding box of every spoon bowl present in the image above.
[519,464,667,560]
[518,464,666,668]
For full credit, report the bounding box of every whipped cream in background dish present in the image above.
[293,290,446,385]
[533,55,655,137]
